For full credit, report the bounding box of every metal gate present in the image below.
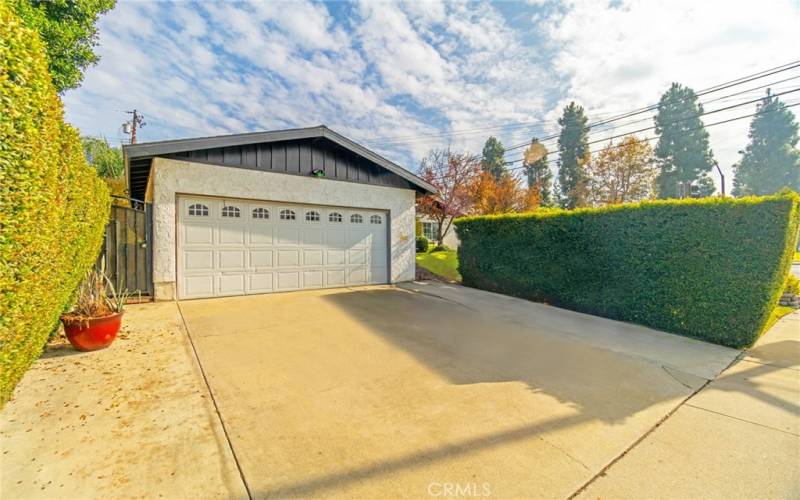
[97,197,153,296]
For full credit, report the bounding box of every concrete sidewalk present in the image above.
[577,310,800,499]
[0,302,247,499]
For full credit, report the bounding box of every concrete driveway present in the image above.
[178,282,739,499]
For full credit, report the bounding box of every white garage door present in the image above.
[177,196,389,299]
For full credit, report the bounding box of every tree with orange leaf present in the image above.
[470,171,539,215]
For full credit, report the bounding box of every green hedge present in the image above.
[0,3,110,405]
[455,194,800,348]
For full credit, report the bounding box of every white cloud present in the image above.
[540,0,800,188]
[62,0,799,187]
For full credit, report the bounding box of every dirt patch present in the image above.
[415,265,458,283]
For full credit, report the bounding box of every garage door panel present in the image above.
[219,274,245,295]
[327,250,346,265]
[184,225,214,245]
[326,269,346,286]
[248,273,273,293]
[178,196,388,299]
[277,227,301,245]
[219,226,245,244]
[218,250,245,270]
[277,250,299,267]
[302,228,324,246]
[276,272,300,290]
[303,249,323,266]
[347,267,367,284]
[303,270,323,288]
[249,226,273,244]
[326,230,346,248]
[249,250,273,268]
[347,230,370,248]
[184,250,214,271]
[348,249,366,265]
[184,275,214,298]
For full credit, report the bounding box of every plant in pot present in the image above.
[60,270,131,351]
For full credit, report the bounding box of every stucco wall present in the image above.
[149,157,417,300]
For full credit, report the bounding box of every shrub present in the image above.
[455,194,800,348]
[416,235,429,253]
[0,4,110,405]
[430,244,451,253]
[785,274,800,295]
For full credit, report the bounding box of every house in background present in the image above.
[123,125,435,300]
[417,215,460,248]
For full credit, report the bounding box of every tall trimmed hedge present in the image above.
[455,195,800,348]
[0,3,110,404]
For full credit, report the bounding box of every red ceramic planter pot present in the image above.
[61,312,124,351]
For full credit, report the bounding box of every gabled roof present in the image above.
[123,125,436,195]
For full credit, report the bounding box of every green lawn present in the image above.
[416,249,461,282]
[794,251,800,263]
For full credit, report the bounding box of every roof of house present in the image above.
[123,125,436,198]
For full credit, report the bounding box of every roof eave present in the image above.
[123,125,437,194]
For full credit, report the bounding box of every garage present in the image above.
[178,196,389,298]
[123,125,435,300]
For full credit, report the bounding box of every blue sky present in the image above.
[63,0,800,189]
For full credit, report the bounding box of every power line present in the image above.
[506,101,800,167]
[362,108,635,147]
[419,101,800,184]
[489,86,799,166]
[503,61,800,153]
[363,59,800,149]
[522,87,800,157]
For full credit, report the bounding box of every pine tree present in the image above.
[654,83,716,198]
[481,136,507,180]
[557,102,589,208]
[523,138,553,206]
[732,90,800,195]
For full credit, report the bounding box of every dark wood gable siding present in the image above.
[164,137,415,190]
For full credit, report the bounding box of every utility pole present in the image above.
[713,160,725,197]
[123,110,146,144]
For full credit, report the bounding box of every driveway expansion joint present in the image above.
[569,350,744,499]
[176,300,253,500]
[683,403,800,437]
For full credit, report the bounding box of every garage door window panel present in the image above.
[252,207,270,220]
[280,209,296,221]
[188,203,210,217]
[222,205,241,218]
